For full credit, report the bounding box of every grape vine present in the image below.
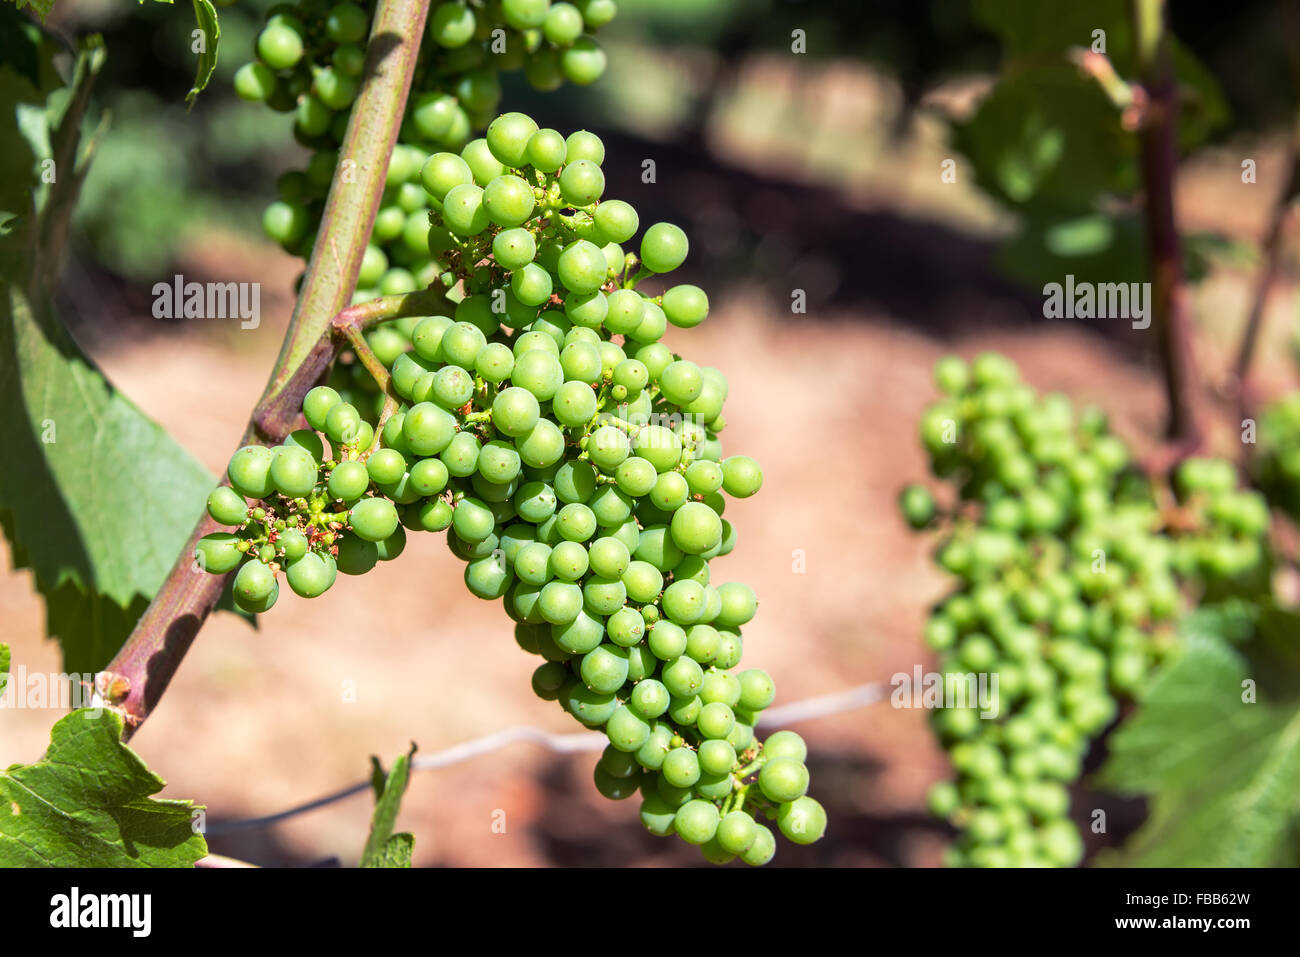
[902,354,1270,867]
[196,99,825,862]
[235,0,616,298]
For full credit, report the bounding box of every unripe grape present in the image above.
[257,23,304,71]
[195,533,243,574]
[661,748,701,790]
[565,129,605,165]
[777,796,827,845]
[349,498,399,543]
[640,222,688,273]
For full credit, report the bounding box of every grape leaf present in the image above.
[952,65,1137,209]
[1094,624,1300,867]
[7,0,56,24]
[0,707,207,867]
[360,745,416,868]
[0,27,217,674]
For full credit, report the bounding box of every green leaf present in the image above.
[0,708,207,867]
[0,29,218,674]
[8,0,57,24]
[952,66,1138,209]
[368,755,388,800]
[360,745,417,868]
[1094,625,1300,866]
[0,284,216,673]
[186,0,221,108]
[0,644,9,696]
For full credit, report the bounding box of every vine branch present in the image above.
[1228,0,1300,412]
[99,0,434,740]
[1132,0,1204,458]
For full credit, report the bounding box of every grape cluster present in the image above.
[197,117,826,864]
[902,353,1269,868]
[234,0,616,293]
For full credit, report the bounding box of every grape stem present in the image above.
[337,320,403,454]
[98,0,435,741]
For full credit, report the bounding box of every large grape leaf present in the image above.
[0,706,207,866]
[1094,615,1300,867]
[360,747,416,868]
[0,22,217,674]
[952,65,1138,209]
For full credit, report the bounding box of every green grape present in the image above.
[556,239,607,293]
[422,151,474,201]
[669,501,723,554]
[564,129,605,165]
[542,2,584,44]
[286,553,332,598]
[257,22,304,71]
[227,445,275,499]
[661,655,703,698]
[559,160,605,207]
[195,533,243,574]
[234,62,277,102]
[777,797,827,845]
[234,558,277,606]
[661,283,708,328]
[639,794,677,836]
[207,486,249,526]
[429,1,476,47]
[492,386,541,437]
[565,682,617,726]
[526,128,568,172]
[483,174,537,227]
[605,704,651,751]
[328,460,370,501]
[667,693,701,725]
[640,222,687,273]
[492,227,537,270]
[485,111,539,167]
[349,497,399,542]
[270,445,318,497]
[646,620,686,660]
[441,183,491,235]
[662,748,701,789]
[673,799,720,845]
[698,739,737,776]
[741,824,776,865]
[629,679,669,720]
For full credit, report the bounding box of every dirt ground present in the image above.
[2,81,1296,867]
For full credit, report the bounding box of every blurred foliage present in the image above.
[1096,605,1300,867]
[33,0,1300,289]
[0,7,216,676]
[949,0,1232,289]
[56,0,292,280]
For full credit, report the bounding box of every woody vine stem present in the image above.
[99,0,433,740]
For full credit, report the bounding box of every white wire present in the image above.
[205,680,888,836]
